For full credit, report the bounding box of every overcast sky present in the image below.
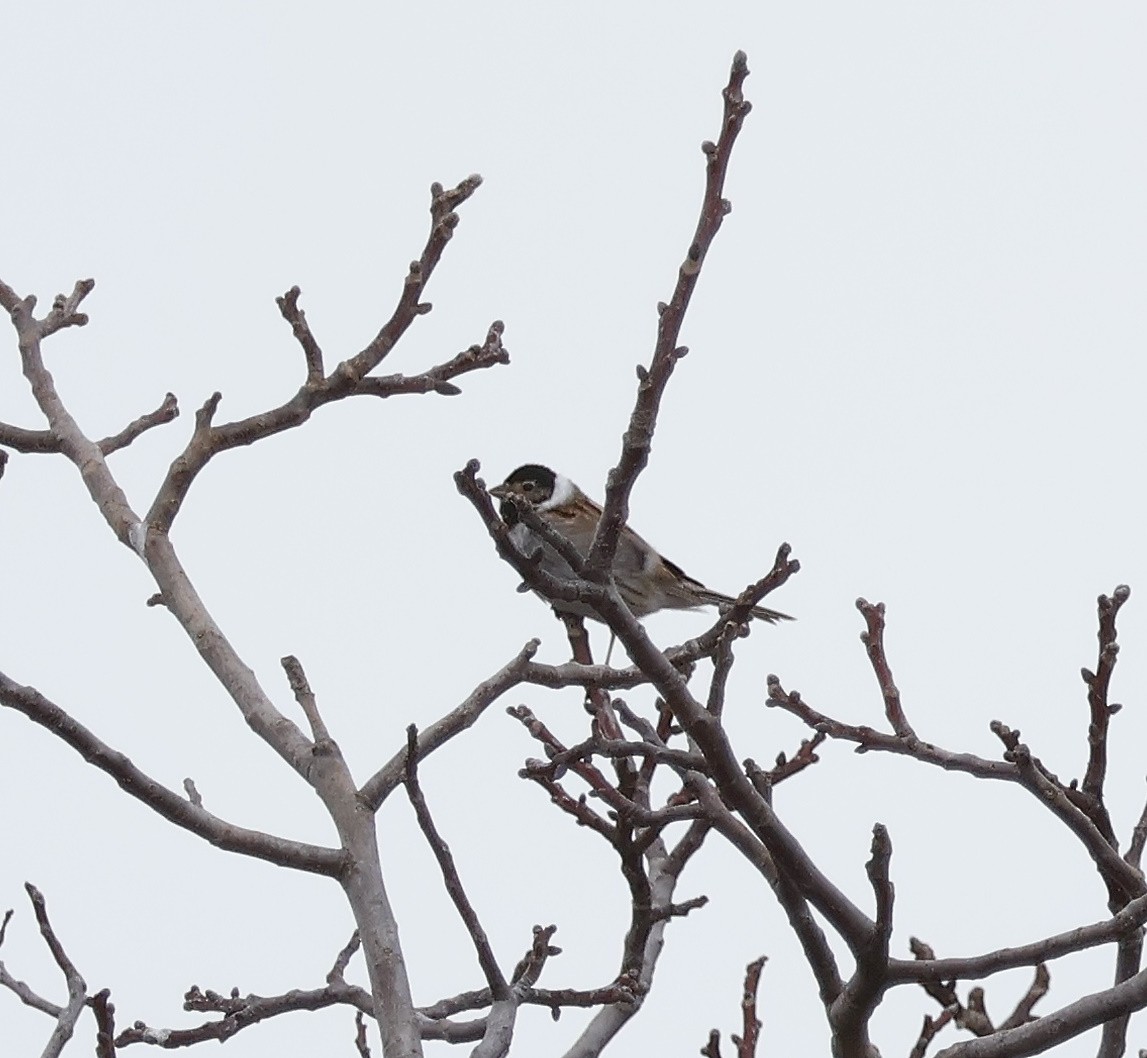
[3,4,1146,1056]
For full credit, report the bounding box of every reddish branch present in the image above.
[586,51,753,578]
[1081,586,1129,805]
[992,723,1143,906]
[701,956,768,1058]
[736,956,767,1057]
[759,731,827,786]
[856,599,914,737]
[765,676,1020,781]
[91,989,117,1058]
[404,725,510,1002]
[559,613,623,740]
[508,704,620,839]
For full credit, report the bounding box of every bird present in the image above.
[489,464,794,625]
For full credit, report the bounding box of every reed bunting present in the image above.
[489,464,794,624]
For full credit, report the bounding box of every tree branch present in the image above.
[281,654,331,745]
[0,671,345,875]
[25,883,89,1058]
[993,723,1145,906]
[856,599,914,738]
[404,725,509,1001]
[91,988,117,1058]
[586,50,753,578]
[892,892,1147,983]
[929,965,1147,1058]
[146,177,495,535]
[115,980,373,1048]
[0,392,179,457]
[360,640,538,811]
[766,676,1021,782]
[828,827,893,1058]
[1078,585,1129,848]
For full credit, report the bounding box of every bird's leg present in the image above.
[557,612,622,740]
[604,633,617,667]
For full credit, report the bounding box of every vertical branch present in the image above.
[8,282,142,548]
[735,956,767,1058]
[404,727,509,1003]
[1097,930,1142,1058]
[586,51,753,576]
[25,884,89,1058]
[281,655,330,744]
[559,613,623,740]
[90,988,116,1058]
[856,600,914,738]
[706,624,739,719]
[1080,586,1129,807]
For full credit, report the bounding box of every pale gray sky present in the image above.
[2,4,1146,1056]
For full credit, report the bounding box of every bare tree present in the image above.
[2,52,1145,1058]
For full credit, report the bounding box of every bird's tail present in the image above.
[696,587,794,624]
[749,603,795,624]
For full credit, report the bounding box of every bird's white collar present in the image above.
[539,473,576,511]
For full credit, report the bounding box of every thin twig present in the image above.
[281,654,329,744]
[354,1010,372,1058]
[115,981,373,1047]
[356,322,508,399]
[910,1008,957,1058]
[828,827,893,1056]
[360,640,537,810]
[276,286,325,383]
[998,964,1049,1030]
[892,892,1147,983]
[1079,585,1130,843]
[404,726,509,1000]
[90,988,116,1058]
[994,724,1145,906]
[1125,788,1147,870]
[856,599,914,738]
[25,884,88,1058]
[706,623,739,719]
[586,51,753,577]
[766,676,1019,781]
[0,393,179,456]
[0,960,63,1017]
[327,932,361,984]
[761,731,827,786]
[146,176,499,534]
[560,612,622,740]
[0,672,344,875]
[735,956,767,1058]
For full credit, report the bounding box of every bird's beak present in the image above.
[488,483,509,500]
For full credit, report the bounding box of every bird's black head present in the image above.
[490,464,557,523]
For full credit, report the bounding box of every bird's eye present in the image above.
[521,481,535,493]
